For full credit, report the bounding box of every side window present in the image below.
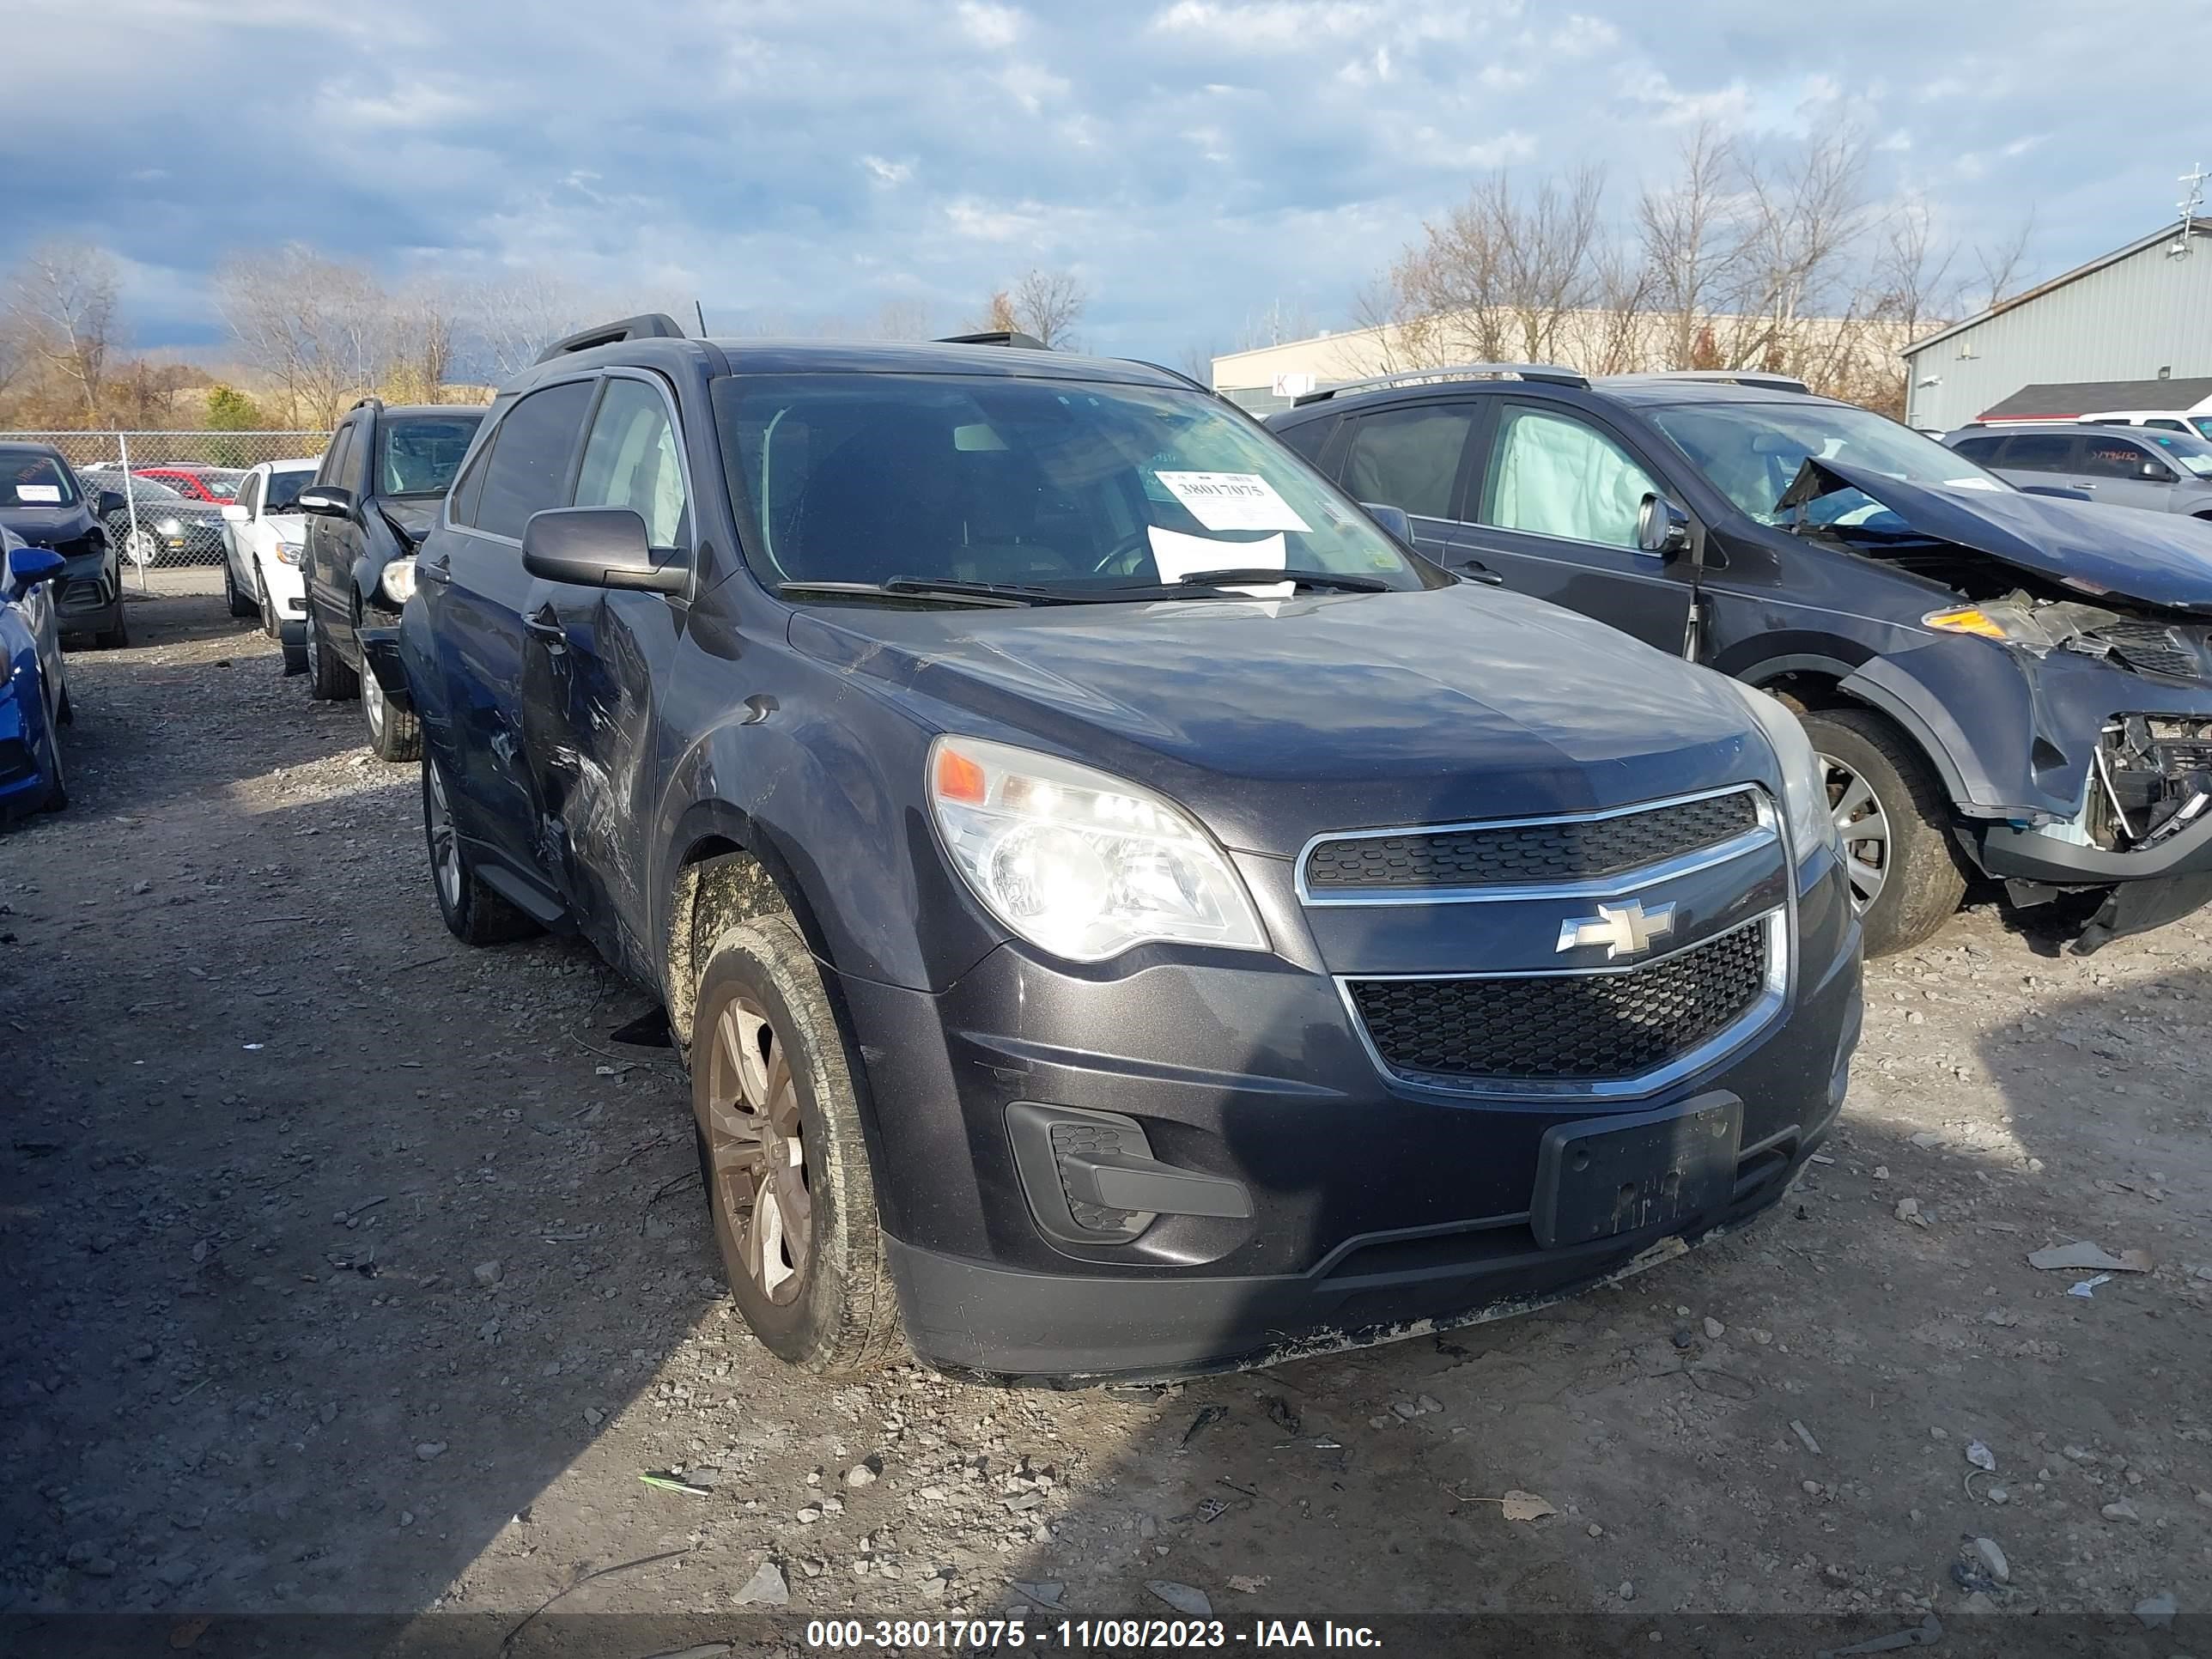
[473,381,596,540]
[1273,415,1337,467]
[574,378,690,549]
[238,472,263,516]
[1340,405,1476,520]
[319,422,355,488]
[1476,405,1661,550]
[1948,434,2004,463]
[448,427,496,528]
[2079,437,2159,480]
[2147,419,2188,433]
[1996,434,2074,472]
[342,423,371,493]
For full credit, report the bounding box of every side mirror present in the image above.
[221,502,251,524]
[7,545,66,600]
[522,507,685,593]
[2142,461,2172,482]
[295,486,354,519]
[1637,492,1692,556]
[1359,501,1415,547]
[94,489,126,520]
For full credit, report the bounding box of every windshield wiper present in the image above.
[1167,568,1392,593]
[776,578,1080,608]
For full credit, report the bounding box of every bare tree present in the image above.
[216,246,391,428]
[1010,269,1086,349]
[1638,122,1736,368]
[6,240,121,422]
[465,273,595,382]
[1873,194,1958,342]
[1365,166,1607,369]
[1237,297,1318,351]
[1586,237,1656,377]
[1970,208,2037,312]
[1722,129,1870,370]
[392,281,458,403]
[1176,341,1220,386]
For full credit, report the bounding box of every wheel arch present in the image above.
[660,807,840,1057]
[1734,648,1975,811]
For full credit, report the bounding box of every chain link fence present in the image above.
[1,429,330,584]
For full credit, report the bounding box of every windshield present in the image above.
[377,415,482,497]
[265,467,317,512]
[1649,401,2014,528]
[2142,429,2212,477]
[0,452,78,508]
[2192,417,2212,442]
[713,373,1431,596]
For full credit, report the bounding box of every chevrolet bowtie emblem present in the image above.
[1556,900,1677,960]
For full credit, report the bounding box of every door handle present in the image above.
[2072,481,2097,490]
[525,605,567,651]
[417,556,452,586]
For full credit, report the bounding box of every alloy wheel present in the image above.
[425,760,463,910]
[126,528,158,569]
[704,997,813,1305]
[363,662,386,736]
[1820,750,1891,913]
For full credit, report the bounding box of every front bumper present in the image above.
[845,854,1863,1382]
[54,550,118,635]
[1978,811,2212,948]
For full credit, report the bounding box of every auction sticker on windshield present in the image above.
[15,484,61,503]
[1154,471,1311,534]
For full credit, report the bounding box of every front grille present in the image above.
[1305,790,1760,894]
[1048,1120,1139,1234]
[2087,622,2200,681]
[1346,918,1771,1085]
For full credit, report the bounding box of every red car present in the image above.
[132,465,246,504]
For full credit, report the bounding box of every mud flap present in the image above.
[2073,872,2212,956]
[354,626,412,711]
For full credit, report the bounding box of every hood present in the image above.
[378,498,437,546]
[0,500,99,548]
[1783,455,2212,616]
[787,584,1770,857]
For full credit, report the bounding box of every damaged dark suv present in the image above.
[371,320,1862,1382]
[1271,368,2212,956]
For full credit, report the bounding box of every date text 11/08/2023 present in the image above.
[803,1618,1384,1650]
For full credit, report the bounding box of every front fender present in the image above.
[1844,638,2212,822]
[654,694,1004,996]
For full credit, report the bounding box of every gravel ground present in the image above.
[4,576,2211,1650]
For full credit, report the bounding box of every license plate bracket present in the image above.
[1531,1092,1743,1249]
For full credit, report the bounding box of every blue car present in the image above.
[1,526,71,822]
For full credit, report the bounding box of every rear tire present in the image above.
[306,608,357,702]
[422,753,536,945]
[39,693,67,813]
[1799,707,1966,957]
[95,606,128,650]
[693,917,903,1376]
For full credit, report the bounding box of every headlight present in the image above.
[1735,686,1838,863]
[155,517,183,537]
[274,538,302,566]
[380,558,417,605]
[927,735,1267,962]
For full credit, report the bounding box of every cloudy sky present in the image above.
[6,0,2208,362]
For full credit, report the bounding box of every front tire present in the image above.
[362,653,421,762]
[39,693,67,813]
[1799,707,1966,957]
[95,605,129,650]
[422,753,535,945]
[222,555,257,618]
[306,608,357,702]
[693,917,903,1376]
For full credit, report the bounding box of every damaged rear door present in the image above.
[519,371,694,979]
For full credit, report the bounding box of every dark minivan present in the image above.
[1272,368,2212,958]
[373,320,1863,1382]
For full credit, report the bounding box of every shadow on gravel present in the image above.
[965,946,2211,1644]
[2,585,724,1633]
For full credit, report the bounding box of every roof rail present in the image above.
[535,313,689,364]
[346,396,384,413]
[1601,370,1812,394]
[1291,362,1588,406]
[935,330,1050,350]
